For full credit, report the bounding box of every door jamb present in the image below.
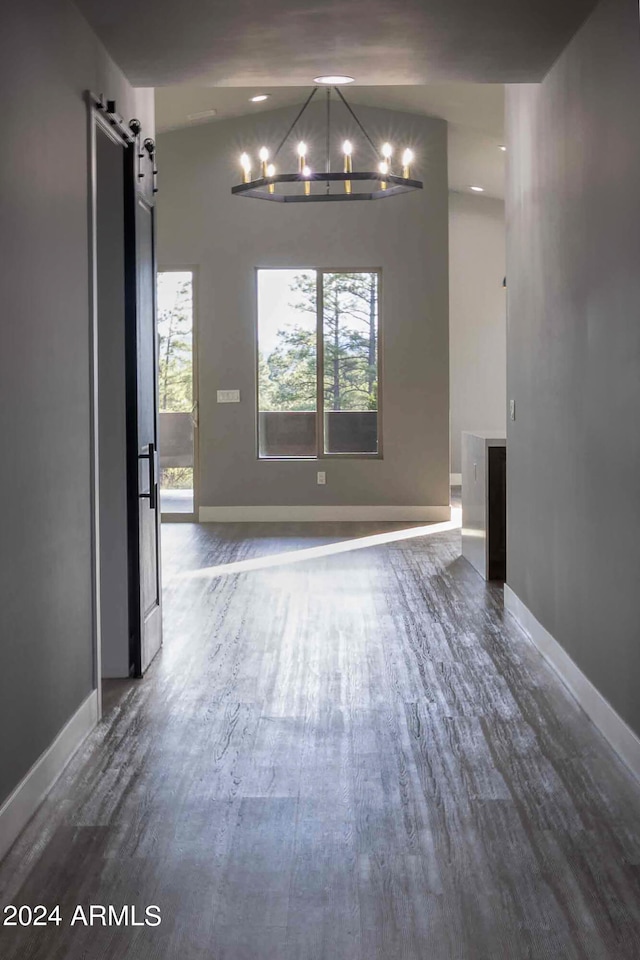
[86,95,133,719]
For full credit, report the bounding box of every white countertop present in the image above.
[461,430,507,445]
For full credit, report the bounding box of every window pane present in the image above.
[157,270,194,514]
[322,272,379,454]
[159,467,193,514]
[257,269,317,458]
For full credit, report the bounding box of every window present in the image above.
[157,270,196,515]
[257,269,381,458]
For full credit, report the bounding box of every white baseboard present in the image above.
[0,690,98,862]
[504,584,640,781]
[450,473,462,485]
[199,505,451,523]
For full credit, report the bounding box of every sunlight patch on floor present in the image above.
[184,507,462,579]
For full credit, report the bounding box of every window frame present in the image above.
[255,266,383,461]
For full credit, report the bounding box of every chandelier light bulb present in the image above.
[381,142,393,160]
[259,146,269,177]
[402,148,414,179]
[378,161,389,175]
[302,164,312,196]
[240,152,251,183]
[266,163,276,194]
[343,140,353,193]
[297,142,307,173]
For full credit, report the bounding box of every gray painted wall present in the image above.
[0,0,153,806]
[449,192,506,475]
[157,104,450,509]
[506,0,640,735]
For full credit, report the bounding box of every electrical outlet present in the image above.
[217,389,240,403]
[510,399,516,421]
[317,471,326,485]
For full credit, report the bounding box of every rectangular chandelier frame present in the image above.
[232,171,423,202]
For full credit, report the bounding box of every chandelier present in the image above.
[232,85,423,203]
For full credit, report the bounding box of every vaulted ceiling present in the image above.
[75,0,596,88]
[155,83,507,198]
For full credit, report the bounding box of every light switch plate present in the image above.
[317,471,326,485]
[217,389,240,403]
[510,399,516,421]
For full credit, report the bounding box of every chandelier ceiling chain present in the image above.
[325,88,331,179]
[232,84,423,203]
[332,86,379,158]
[272,87,318,160]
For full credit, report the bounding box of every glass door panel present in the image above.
[322,271,379,454]
[157,270,195,516]
[257,269,317,458]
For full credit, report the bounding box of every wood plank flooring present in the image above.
[2,515,640,958]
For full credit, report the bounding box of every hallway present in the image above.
[2,520,640,959]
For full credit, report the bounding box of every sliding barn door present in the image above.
[126,161,162,675]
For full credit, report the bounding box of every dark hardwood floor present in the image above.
[2,513,640,958]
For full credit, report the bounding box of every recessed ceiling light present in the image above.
[250,94,269,102]
[470,185,485,192]
[499,144,507,151]
[187,108,217,121]
[313,75,355,85]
